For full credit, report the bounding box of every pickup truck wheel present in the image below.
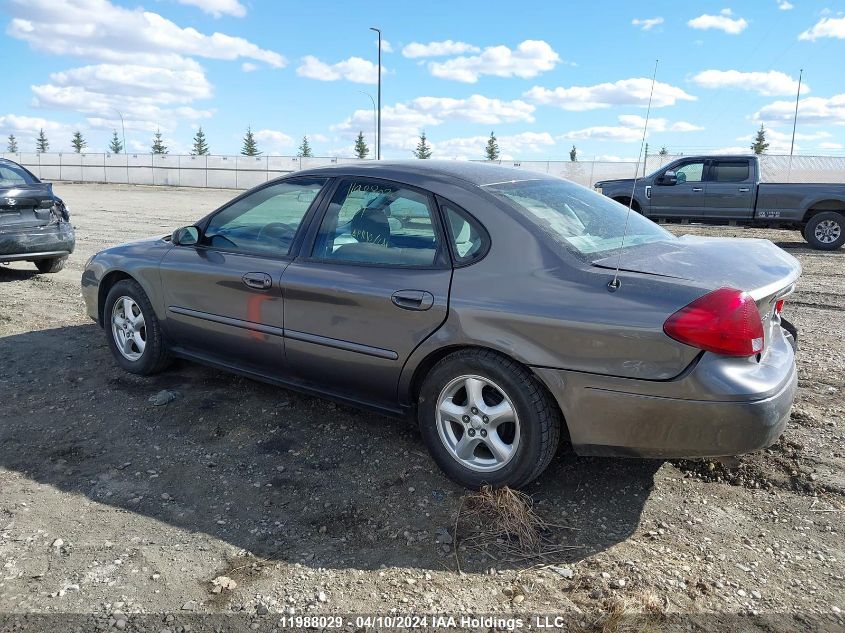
[804,212,845,250]
[34,256,67,273]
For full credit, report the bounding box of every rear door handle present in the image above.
[242,272,272,290]
[391,290,434,311]
[739,187,750,192]
[692,187,704,192]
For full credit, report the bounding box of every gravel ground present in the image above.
[1,183,843,632]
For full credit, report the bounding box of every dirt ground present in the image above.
[1,183,843,632]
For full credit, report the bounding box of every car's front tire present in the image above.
[418,349,561,489]
[104,279,170,375]
[34,256,67,273]
[803,211,845,250]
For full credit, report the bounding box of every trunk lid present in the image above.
[0,183,57,230]
[593,235,801,351]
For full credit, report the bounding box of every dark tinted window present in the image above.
[443,204,486,264]
[312,179,440,266]
[202,178,326,256]
[711,160,750,182]
[0,163,36,186]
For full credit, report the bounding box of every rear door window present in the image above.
[710,160,750,182]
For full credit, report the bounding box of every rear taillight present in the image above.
[663,288,764,357]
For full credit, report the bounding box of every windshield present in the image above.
[485,178,674,261]
[0,162,37,186]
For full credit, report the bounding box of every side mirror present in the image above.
[171,225,200,246]
[657,170,678,186]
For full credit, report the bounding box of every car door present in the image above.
[704,158,755,220]
[281,177,452,407]
[158,177,328,375]
[649,159,707,218]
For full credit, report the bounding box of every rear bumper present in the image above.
[533,326,798,458]
[0,222,75,261]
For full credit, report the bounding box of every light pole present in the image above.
[114,109,128,183]
[369,27,382,160]
[358,91,377,158]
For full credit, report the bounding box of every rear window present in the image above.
[0,163,36,186]
[484,179,674,261]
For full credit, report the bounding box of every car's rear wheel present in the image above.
[34,256,67,273]
[418,349,561,489]
[104,279,170,375]
[803,211,845,250]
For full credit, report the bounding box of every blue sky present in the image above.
[1,0,844,159]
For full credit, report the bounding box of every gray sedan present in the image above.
[81,161,801,488]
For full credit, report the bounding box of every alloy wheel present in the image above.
[436,374,521,472]
[111,296,147,361]
[815,219,842,244]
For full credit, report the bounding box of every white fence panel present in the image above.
[82,153,107,183]
[179,155,208,187]
[127,154,154,185]
[152,154,180,186]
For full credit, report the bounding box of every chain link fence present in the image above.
[3,152,844,190]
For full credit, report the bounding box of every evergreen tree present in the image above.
[413,131,432,159]
[750,124,769,155]
[191,127,209,156]
[36,128,49,153]
[569,145,577,162]
[354,131,370,159]
[485,131,499,161]
[108,130,123,154]
[71,130,86,153]
[241,126,261,156]
[297,135,313,158]
[7,134,18,153]
[659,146,669,156]
[151,128,168,155]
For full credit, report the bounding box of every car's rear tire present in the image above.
[803,211,845,250]
[34,256,67,273]
[417,349,561,489]
[104,279,170,375]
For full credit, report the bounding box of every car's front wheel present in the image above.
[104,279,170,375]
[418,349,561,489]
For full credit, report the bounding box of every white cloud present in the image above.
[241,62,258,72]
[691,69,806,96]
[562,115,703,143]
[632,17,664,31]
[432,132,555,160]
[254,129,294,154]
[30,62,214,132]
[331,95,535,152]
[688,9,748,34]
[524,78,696,111]
[296,56,379,84]
[777,0,793,10]
[799,16,845,40]
[755,94,845,126]
[175,0,246,18]
[380,39,394,53]
[401,40,480,58]
[6,0,285,68]
[427,40,560,83]
[819,141,843,149]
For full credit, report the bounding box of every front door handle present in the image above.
[692,187,704,192]
[242,272,272,290]
[738,187,750,192]
[391,290,434,311]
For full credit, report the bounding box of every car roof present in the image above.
[297,160,552,188]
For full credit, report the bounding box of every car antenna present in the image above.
[608,59,659,293]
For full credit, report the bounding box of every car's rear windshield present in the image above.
[0,162,37,186]
[484,178,674,261]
